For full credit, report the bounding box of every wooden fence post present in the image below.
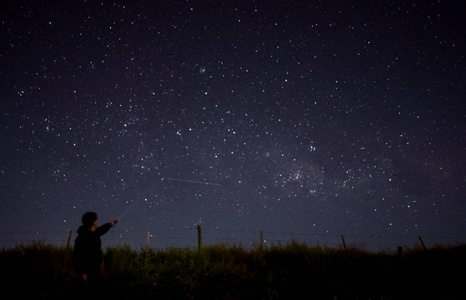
[64,230,73,268]
[418,236,427,251]
[66,230,72,249]
[145,231,150,263]
[341,235,347,250]
[260,230,263,251]
[197,225,202,250]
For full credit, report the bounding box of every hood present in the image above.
[77,225,91,235]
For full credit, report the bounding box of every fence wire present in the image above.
[1,228,465,251]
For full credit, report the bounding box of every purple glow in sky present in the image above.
[1,1,465,250]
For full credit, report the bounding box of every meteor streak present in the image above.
[167,177,221,186]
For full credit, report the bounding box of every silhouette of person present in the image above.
[73,212,117,299]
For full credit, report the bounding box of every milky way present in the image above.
[1,1,465,250]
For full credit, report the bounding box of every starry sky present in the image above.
[1,1,465,250]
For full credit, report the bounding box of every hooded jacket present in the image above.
[73,223,112,277]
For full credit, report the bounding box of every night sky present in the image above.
[1,1,465,250]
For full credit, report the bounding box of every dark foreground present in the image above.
[1,242,465,299]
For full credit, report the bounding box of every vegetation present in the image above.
[1,241,464,299]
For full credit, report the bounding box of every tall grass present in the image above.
[1,241,76,299]
[2,241,465,299]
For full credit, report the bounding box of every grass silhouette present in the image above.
[1,241,465,299]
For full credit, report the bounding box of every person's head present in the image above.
[82,212,98,230]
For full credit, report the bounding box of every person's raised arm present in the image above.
[95,220,117,236]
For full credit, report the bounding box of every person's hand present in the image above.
[81,274,87,282]
[110,220,118,227]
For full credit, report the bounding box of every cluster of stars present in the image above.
[0,1,465,249]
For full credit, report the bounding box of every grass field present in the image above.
[1,241,464,299]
